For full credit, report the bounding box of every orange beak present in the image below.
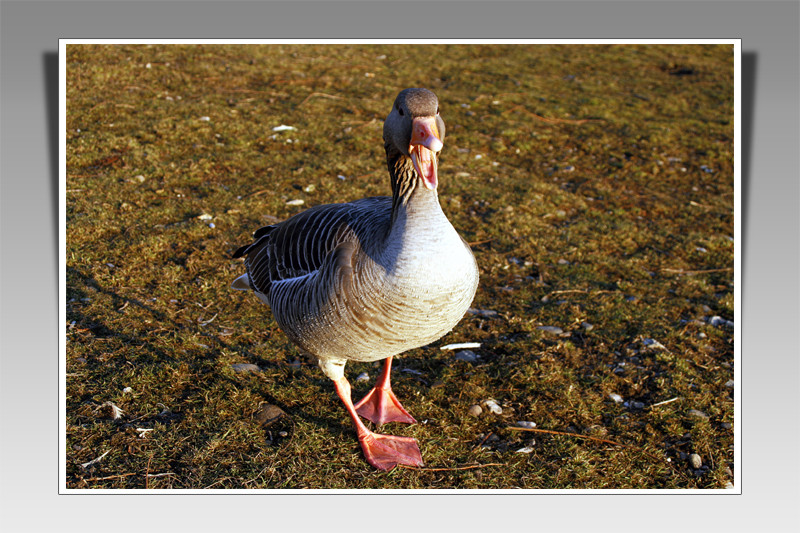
[409,116,443,190]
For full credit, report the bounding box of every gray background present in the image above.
[1,1,797,531]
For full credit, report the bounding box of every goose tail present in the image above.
[231,273,251,291]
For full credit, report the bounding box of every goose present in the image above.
[231,88,479,470]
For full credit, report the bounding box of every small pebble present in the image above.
[468,308,499,318]
[272,125,296,132]
[515,447,535,454]
[609,393,624,404]
[467,404,482,417]
[455,350,479,363]
[537,325,563,335]
[709,316,734,329]
[208,223,215,229]
[688,409,709,420]
[231,363,261,373]
[278,431,289,437]
[725,379,734,389]
[557,258,570,265]
[626,296,639,303]
[581,322,594,331]
[697,332,707,339]
[303,184,316,193]
[483,399,503,415]
[720,422,732,430]
[135,175,145,182]
[355,372,370,383]
[689,453,702,469]
[255,404,286,426]
[642,338,667,351]
[286,199,304,206]
[516,421,536,429]
[122,387,133,394]
[337,175,347,180]
[199,116,210,121]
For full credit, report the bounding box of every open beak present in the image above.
[409,116,443,190]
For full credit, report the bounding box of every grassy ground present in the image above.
[65,43,735,489]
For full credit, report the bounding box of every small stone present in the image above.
[626,296,639,303]
[455,350,479,363]
[516,421,536,429]
[468,308,499,318]
[557,258,570,265]
[255,403,287,427]
[272,125,296,132]
[483,399,502,415]
[278,431,289,437]
[303,184,316,193]
[631,401,645,410]
[642,338,667,351]
[689,453,702,469]
[467,404,482,417]
[697,332,707,339]
[231,363,260,373]
[199,116,210,121]
[609,393,624,404]
[286,199,304,206]
[688,409,709,420]
[355,372,370,383]
[709,315,734,329]
[537,325,563,335]
[135,175,145,182]
[515,447,535,454]
[581,322,594,331]
[725,379,734,389]
[122,387,133,394]
[720,422,732,430]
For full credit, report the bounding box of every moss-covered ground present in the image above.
[66,43,735,489]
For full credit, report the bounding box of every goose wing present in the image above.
[232,197,391,296]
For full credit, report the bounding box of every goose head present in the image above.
[383,88,446,190]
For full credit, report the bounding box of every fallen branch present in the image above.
[505,105,603,125]
[299,92,343,107]
[662,267,733,275]
[399,462,504,472]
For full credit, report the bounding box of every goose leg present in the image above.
[334,376,423,470]
[354,356,417,425]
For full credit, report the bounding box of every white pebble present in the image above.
[145,63,152,69]
[286,199,304,206]
[516,421,536,429]
[303,184,316,193]
[483,399,502,414]
[122,387,133,394]
[609,393,624,403]
[135,175,145,182]
[468,404,482,416]
[689,453,702,469]
[208,223,215,229]
[337,175,347,180]
[515,447,535,454]
[355,372,370,383]
[272,125,296,132]
[199,116,210,121]
[197,213,213,220]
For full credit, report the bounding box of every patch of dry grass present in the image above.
[66,43,734,489]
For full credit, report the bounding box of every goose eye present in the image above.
[397,106,404,116]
